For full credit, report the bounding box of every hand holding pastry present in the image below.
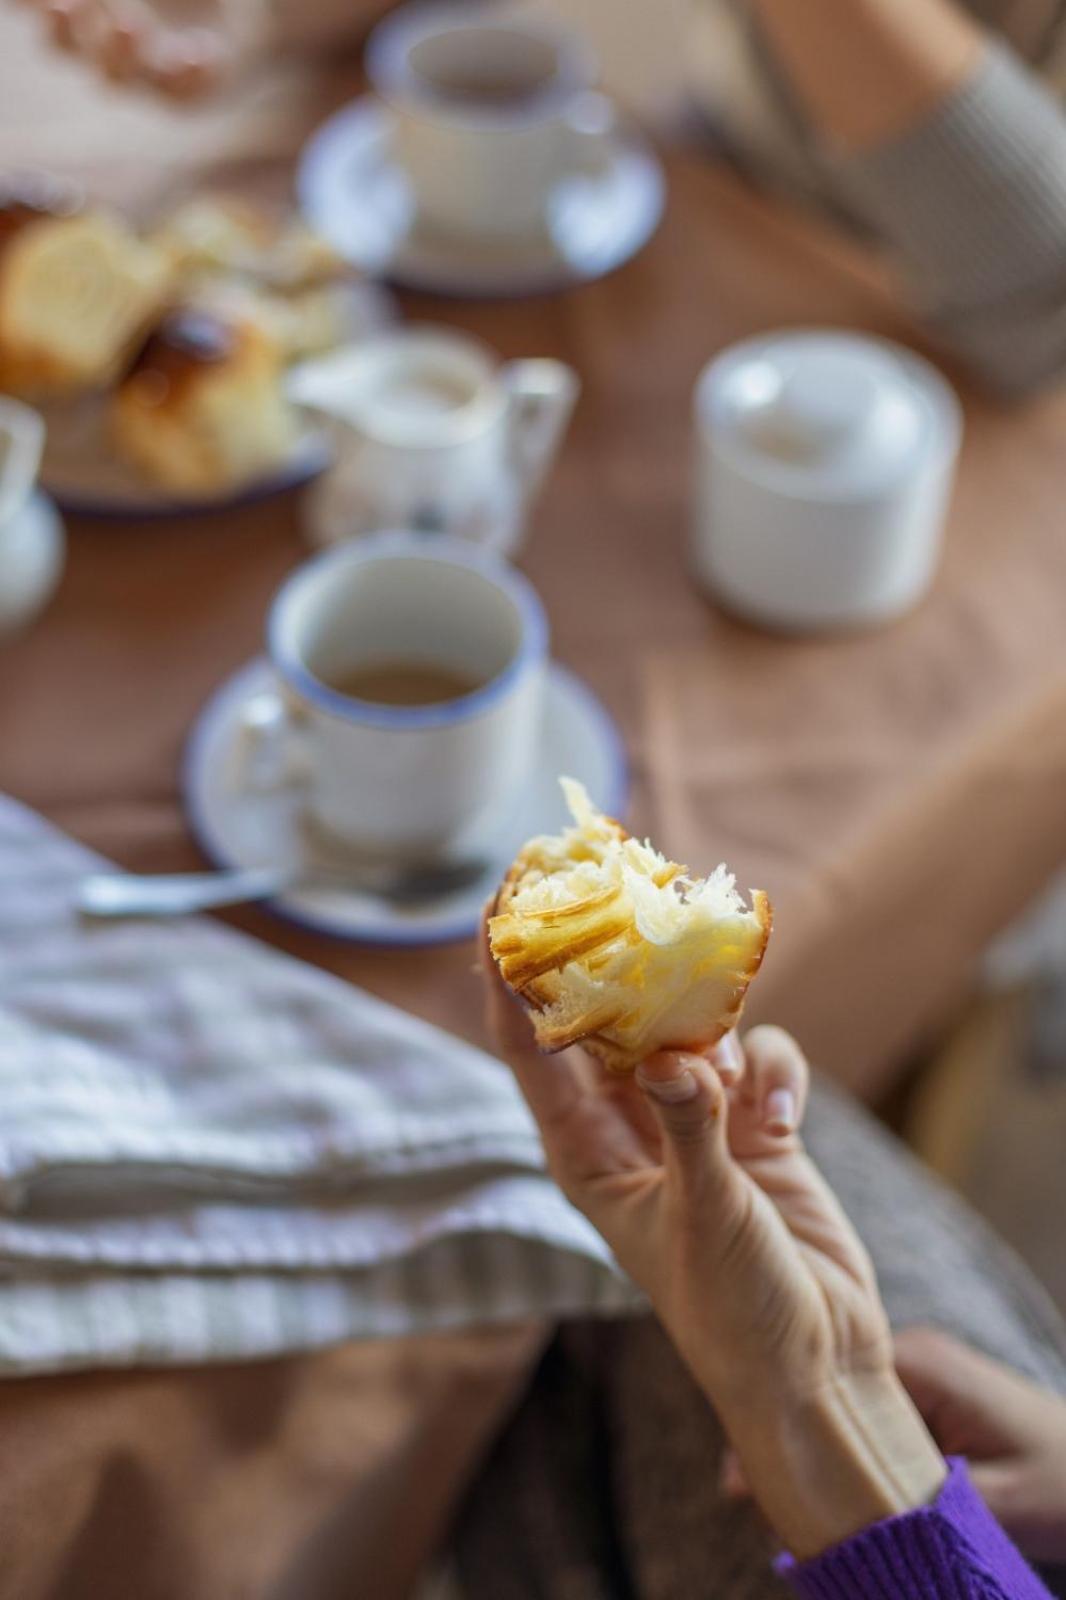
[482,785,945,1559]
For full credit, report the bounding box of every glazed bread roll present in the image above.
[0,178,170,397]
[111,306,296,495]
[489,779,772,1072]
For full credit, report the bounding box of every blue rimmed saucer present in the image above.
[297,97,665,299]
[181,656,628,946]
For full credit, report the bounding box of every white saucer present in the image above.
[296,97,665,298]
[182,657,628,946]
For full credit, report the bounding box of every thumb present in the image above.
[636,1051,737,1199]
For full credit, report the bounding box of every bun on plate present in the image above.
[111,305,296,495]
[0,178,169,397]
[488,778,771,1072]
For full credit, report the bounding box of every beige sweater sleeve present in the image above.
[827,42,1066,396]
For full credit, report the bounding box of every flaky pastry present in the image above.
[0,187,170,397]
[489,779,772,1072]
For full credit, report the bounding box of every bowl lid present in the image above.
[697,331,961,502]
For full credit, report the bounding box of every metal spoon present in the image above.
[78,857,490,919]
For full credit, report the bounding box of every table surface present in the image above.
[6,19,1066,1096]
[4,12,1066,1596]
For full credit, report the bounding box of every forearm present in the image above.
[751,1,1066,392]
[748,0,983,151]
[715,1366,1056,1598]
[718,1369,946,1561]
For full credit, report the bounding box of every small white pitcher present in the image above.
[289,326,579,555]
[0,396,64,638]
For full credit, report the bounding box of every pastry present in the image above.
[190,276,355,362]
[111,306,297,496]
[153,196,346,293]
[489,778,772,1072]
[0,176,170,397]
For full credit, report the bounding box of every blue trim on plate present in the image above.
[180,655,629,948]
[268,533,550,730]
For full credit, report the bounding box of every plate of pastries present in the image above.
[0,175,391,516]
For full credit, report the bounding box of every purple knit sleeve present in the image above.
[776,1458,1056,1600]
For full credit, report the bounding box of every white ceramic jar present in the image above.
[692,330,963,632]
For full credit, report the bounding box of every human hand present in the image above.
[17,0,258,99]
[481,915,945,1558]
[896,1327,1066,1563]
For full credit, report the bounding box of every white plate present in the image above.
[40,401,331,521]
[297,97,665,298]
[39,281,390,520]
[182,656,628,946]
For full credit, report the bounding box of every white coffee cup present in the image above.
[262,532,548,862]
[289,326,579,553]
[366,5,607,242]
[692,330,963,633]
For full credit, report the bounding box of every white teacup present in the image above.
[366,6,606,242]
[262,532,548,862]
[289,326,579,553]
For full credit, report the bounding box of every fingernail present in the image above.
[716,1031,744,1083]
[637,1067,699,1104]
[765,1087,796,1134]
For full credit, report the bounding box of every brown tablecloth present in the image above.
[7,190,1066,1092]
[4,14,1066,1596]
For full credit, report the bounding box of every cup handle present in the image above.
[501,359,580,510]
[563,90,617,182]
[228,684,312,795]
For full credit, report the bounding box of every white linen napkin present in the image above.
[0,798,638,1374]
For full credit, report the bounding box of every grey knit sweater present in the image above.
[691,4,1066,394]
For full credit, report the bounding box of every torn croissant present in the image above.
[489,779,772,1072]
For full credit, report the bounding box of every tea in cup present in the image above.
[260,531,549,862]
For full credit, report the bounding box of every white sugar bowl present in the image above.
[692,330,962,632]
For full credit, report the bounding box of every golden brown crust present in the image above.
[489,811,773,1073]
[0,200,170,397]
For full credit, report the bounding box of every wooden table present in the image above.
[4,13,1066,1595]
